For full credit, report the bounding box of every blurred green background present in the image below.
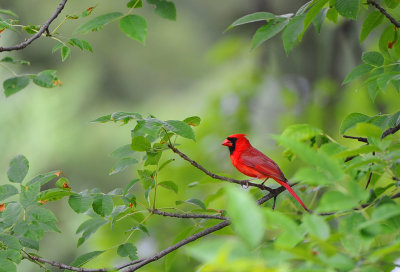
[1,0,400,271]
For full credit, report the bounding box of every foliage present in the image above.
[0,0,399,271]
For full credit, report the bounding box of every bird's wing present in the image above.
[240,147,286,181]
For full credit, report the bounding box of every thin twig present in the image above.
[151,209,228,220]
[365,172,373,189]
[122,220,231,272]
[26,254,108,272]
[343,135,368,143]
[168,144,274,191]
[382,123,400,139]
[0,0,68,52]
[367,0,400,28]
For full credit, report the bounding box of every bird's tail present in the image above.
[274,178,311,213]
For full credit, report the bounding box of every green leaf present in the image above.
[379,26,396,58]
[183,116,201,127]
[360,11,384,43]
[127,0,143,8]
[92,194,113,217]
[28,207,59,233]
[313,8,327,33]
[164,120,196,140]
[264,210,303,248]
[109,157,138,175]
[65,251,105,272]
[302,214,330,239]
[355,123,382,138]
[281,123,323,141]
[185,198,206,210]
[385,0,399,8]
[111,112,142,122]
[326,8,338,23]
[68,38,93,52]
[0,184,18,202]
[251,18,289,50]
[227,12,275,31]
[7,155,29,183]
[303,0,328,35]
[2,202,23,226]
[358,204,400,230]
[138,170,155,190]
[123,179,139,195]
[119,15,147,44]
[117,243,138,260]
[0,9,18,18]
[76,218,108,247]
[32,70,58,88]
[159,181,178,193]
[318,191,360,212]
[146,0,176,20]
[340,112,371,134]
[362,51,384,66]
[74,12,123,34]
[26,171,58,186]
[131,136,151,151]
[388,110,400,127]
[0,234,21,251]
[275,135,344,181]
[226,187,265,247]
[282,14,305,55]
[0,56,29,65]
[91,114,111,123]
[18,237,39,251]
[68,192,93,213]
[61,46,71,62]
[40,188,72,202]
[343,64,374,84]
[335,0,360,20]
[110,144,135,159]
[3,76,30,97]
[52,43,64,53]
[292,167,332,185]
[0,259,16,272]
[144,150,162,166]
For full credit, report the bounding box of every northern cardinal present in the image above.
[222,134,310,212]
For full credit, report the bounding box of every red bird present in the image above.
[222,134,310,212]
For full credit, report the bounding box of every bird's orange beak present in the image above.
[222,139,233,147]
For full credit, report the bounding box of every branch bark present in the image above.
[0,0,68,52]
[167,144,274,191]
[26,254,107,272]
[367,0,400,28]
[151,209,228,220]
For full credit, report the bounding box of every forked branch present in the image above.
[0,0,68,52]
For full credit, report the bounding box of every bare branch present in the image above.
[26,254,107,272]
[343,135,368,143]
[151,209,228,220]
[0,0,68,52]
[367,0,400,28]
[382,122,400,139]
[122,220,231,272]
[168,144,274,191]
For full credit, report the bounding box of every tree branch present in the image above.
[0,0,68,52]
[382,122,400,139]
[121,220,231,272]
[151,209,228,220]
[367,0,400,28]
[167,144,274,191]
[26,254,107,272]
[343,135,368,143]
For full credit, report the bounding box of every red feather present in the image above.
[223,134,309,212]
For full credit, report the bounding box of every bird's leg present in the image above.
[261,178,269,187]
[241,177,257,189]
[272,196,277,210]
